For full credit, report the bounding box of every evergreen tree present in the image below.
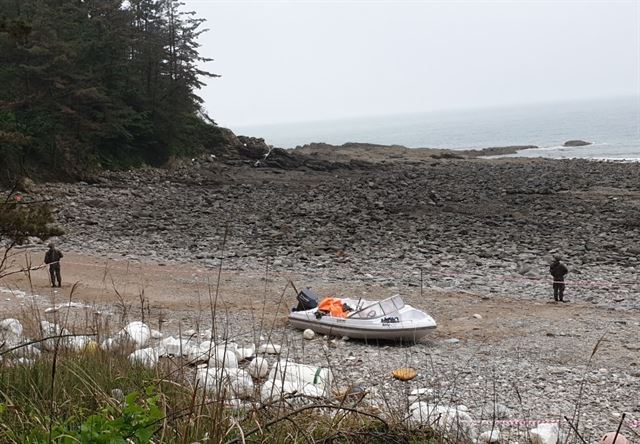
[0,0,218,182]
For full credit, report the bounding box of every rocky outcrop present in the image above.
[457,145,539,157]
[563,140,592,147]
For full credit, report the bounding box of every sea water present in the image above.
[236,96,640,160]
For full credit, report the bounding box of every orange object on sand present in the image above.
[318,298,348,318]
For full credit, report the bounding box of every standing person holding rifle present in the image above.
[549,254,568,302]
[44,242,63,287]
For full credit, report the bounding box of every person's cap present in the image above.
[48,242,55,248]
[553,254,561,260]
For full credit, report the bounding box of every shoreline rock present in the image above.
[563,139,592,147]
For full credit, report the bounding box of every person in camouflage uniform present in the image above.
[549,255,568,302]
[44,243,63,287]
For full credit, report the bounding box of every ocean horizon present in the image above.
[234,96,640,161]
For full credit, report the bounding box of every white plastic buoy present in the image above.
[248,357,270,378]
[302,329,315,340]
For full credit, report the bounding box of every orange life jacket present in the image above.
[317,297,348,318]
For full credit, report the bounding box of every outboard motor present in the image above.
[293,288,319,312]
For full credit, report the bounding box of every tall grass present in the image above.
[0,343,438,443]
[0,237,440,443]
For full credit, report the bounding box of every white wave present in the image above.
[524,145,565,152]
[590,157,640,163]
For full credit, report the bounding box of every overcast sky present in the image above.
[183,0,640,127]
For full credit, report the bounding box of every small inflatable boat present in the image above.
[289,289,437,341]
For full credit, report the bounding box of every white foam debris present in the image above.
[208,346,239,369]
[11,344,41,359]
[198,340,215,354]
[160,336,181,355]
[196,367,254,399]
[248,357,270,378]
[235,344,255,361]
[408,388,434,404]
[128,347,159,368]
[121,321,151,348]
[66,335,92,352]
[40,320,63,335]
[530,423,564,444]
[408,402,476,440]
[260,379,325,402]
[44,301,89,313]
[258,343,281,354]
[160,336,198,357]
[0,287,28,299]
[267,360,332,398]
[14,357,35,366]
[302,329,315,340]
[187,343,206,362]
[0,318,23,348]
[1,318,23,338]
[39,321,72,351]
[101,337,120,351]
[479,429,501,443]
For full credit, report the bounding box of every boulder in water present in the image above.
[563,140,591,147]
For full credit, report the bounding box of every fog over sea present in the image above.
[236,96,640,161]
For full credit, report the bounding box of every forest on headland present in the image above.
[0,0,230,183]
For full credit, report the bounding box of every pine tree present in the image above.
[0,0,218,181]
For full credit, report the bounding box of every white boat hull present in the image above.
[288,295,437,341]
